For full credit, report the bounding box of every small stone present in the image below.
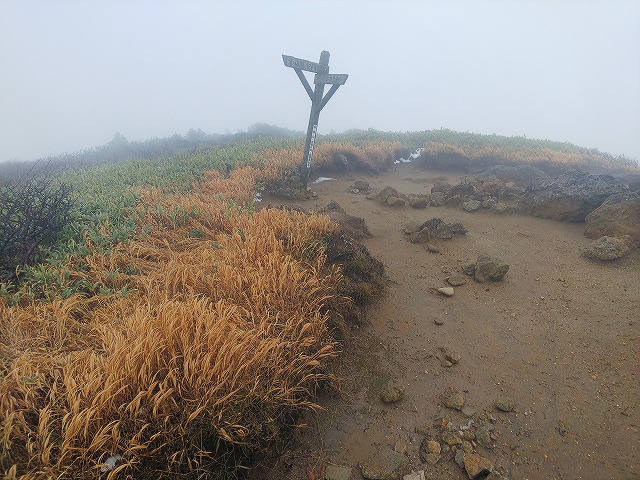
[440,347,461,364]
[462,441,473,453]
[360,449,412,480]
[437,287,454,297]
[427,244,440,253]
[491,202,509,213]
[423,440,441,455]
[450,222,468,234]
[423,453,439,465]
[394,439,408,456]
[485,472,507,480]
[434,318,445,326]
[354,180,370,191]
[381,386,405,404]
[476,427,491,448]
[403,222,421,234]
[442,432,462,446]
[474,256,510,282]
[444,391,465,410]
[454,449,465,468]
[462,264,476,276]
[463,453,494,479]
[495,396,514,412]
[386,196,406,207]
[415,424,431,435]
[403,471,426,480]
[430,192,446,206]
[325,464,353,480]
[461,406,476,417]
[441,359,453,368]
[409,196,429,208]
[463,200,481,212]
[446,274,467,287]
[410,228,431,244]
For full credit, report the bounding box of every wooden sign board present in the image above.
[314,73,348,85]
[282,55,329,74]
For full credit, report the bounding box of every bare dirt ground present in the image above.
[256,164,639,480]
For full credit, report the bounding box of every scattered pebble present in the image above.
[495,396,515,412]
[444,391,465,410]
[381,386,405,404]
[437,287,455,297]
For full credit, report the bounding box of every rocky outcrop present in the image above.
[474,164,550,188]
[520,170,627,222]
[584,192,640,246]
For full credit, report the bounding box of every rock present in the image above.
[437,287,454,297]
[440,347,461,364]
[325,464,353,480]
[463,453,494,480]
[373,186,403,203]
[450,222,468,234]
[427,244,440,253]
[423,440,442,456]
[446,274,468,287]
[409,196,430,208]
[463,200,482,212]
[474,256,509,282]
[410,228,432,244]
[442,432,462,446]
[381,386,405,404]
[485,472,507,480]
[319,203,373,240]
[444,194,463,206]
[475,422,494,448]
[434,318,444,326]
[430,192,446,207]
[521,170,627,222]
[431,182,452,195]
[403,222,421,235]
[461,441,474,454]
[584,192,640,246]
[582,235,635,260]
[394,439,408,456]
[461,405,476,417]
[491,202,509,213]
[387,196,407,207]
[495,396,514,412]
[360,449,412,480]
[440,359,453,368]
[444,391,465,410]
[354,179,370,191]
[482,198,497,209]
[454,449,465,468]
[463,264,476,276]
[422,453,439,466]
[421,218,454,239]
[403,471,425,480]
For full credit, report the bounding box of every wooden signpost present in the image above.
[282,51,348,188]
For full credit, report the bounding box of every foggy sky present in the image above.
[1,0,639,163]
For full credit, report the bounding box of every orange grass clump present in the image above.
[0,168,348,479]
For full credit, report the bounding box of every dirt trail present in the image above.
[257,165,639,480]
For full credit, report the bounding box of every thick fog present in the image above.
[1,0,639,162]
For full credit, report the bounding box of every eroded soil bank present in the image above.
[252,164,639,480]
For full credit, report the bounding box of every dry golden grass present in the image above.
[420,141,638,172]
[1,166,348,478]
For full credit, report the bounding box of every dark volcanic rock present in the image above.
[421,218,454,239]
[584,192,640,246]
[520,170,628,222]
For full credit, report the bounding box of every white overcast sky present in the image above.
[1,0,639,162]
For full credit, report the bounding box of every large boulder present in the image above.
[582,235,635,261]
[520,170,628,222]
[584,192,640,246]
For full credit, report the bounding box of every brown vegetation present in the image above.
[1,167,354,478]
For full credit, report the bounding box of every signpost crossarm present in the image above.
[319,84,341,112]
[295,68,314,100]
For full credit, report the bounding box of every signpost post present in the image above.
[282,50,348,188]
